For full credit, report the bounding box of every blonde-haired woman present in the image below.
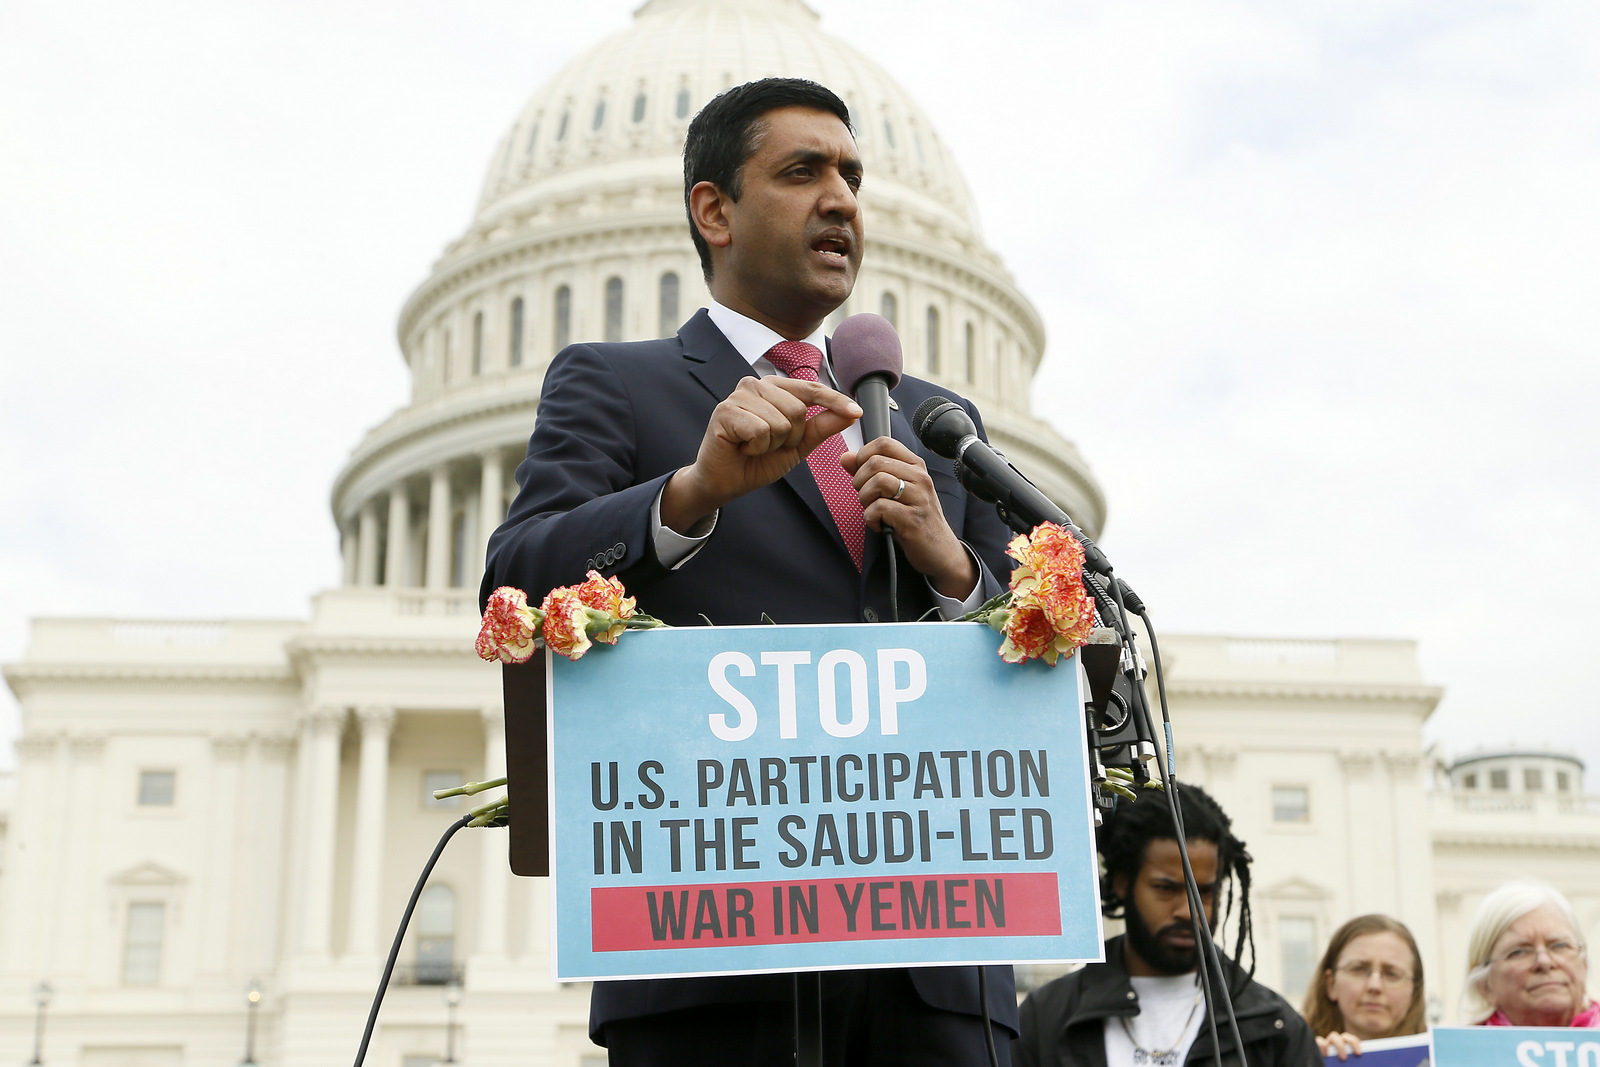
[1304,915,1427,1058]
[1463,881,1597,1028]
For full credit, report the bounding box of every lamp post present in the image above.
[442,979,462,1064]
[28,981,52,1066]
[241,979,262,1066]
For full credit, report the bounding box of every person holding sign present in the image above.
[1013,784,1319,1067]
[1302,915,1427,1059]
[1462,881,1597,1029]
[482,76,1018,1065]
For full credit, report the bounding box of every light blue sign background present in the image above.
[547,621,1104,981]
[1433,1028,1600,1067]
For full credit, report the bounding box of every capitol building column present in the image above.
[296,705,346,960]
[470,703,511,979]
[479,448,505,578]
[356,499,381,586]
[345,706,396,965]
[385,483,410,588]
[426,464,452,590]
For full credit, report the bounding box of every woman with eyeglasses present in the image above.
[1303,915,1427,1059]
[1463,881,1596,1028]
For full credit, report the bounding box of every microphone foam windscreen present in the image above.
[830,313,903,395]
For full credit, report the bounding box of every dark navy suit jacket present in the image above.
[481,308,1021,1039]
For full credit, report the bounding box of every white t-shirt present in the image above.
[1103,974,1205,1067]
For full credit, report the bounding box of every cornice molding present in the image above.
[1164,681,1443,706]
[285,636,477,664]
[4,664,296,695]
[1431,831,1600,851]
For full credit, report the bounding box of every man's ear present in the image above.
[1112,870,1130,904]
[689,181,733,251]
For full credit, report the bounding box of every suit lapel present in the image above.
[678,310,852,562]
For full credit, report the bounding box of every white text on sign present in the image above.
[707,648,927,741]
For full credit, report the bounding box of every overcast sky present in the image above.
[4,0,1598,775]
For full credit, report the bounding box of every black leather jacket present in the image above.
[1013,936,1321,1067]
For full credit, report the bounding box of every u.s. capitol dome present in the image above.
[331,0,1105,593]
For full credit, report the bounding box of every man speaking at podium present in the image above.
[483,77,1018,1066]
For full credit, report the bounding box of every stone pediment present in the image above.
[1260,875,1332,901]
[108,861,187,888]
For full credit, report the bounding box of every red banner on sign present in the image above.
[591,873,1060,952]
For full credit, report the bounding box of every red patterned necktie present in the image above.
[763,340,865,570]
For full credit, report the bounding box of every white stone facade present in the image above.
[4,1,1597,1064]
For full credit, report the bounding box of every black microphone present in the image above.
[912,396,1113,576]
[830,313,902,441]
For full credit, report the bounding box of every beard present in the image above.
[1125,898,1209,976]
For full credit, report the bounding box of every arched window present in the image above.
[964,322,975,384]
[879,292,897,329]
[675,87,691,119]
[525,122,539,155]
[554,285,571,351]
[440,328,452,383]
[883,119,896,149]
[471,311,483,375]
[658,272,680,337]
[415,884,456,984]
[509,297,524,366]
[592,99,606,131]
[925,306,941,374]
[605,277,625,342]
[632,93,647,123]
[556,112,569,141]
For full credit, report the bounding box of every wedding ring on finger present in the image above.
[892,477,907,501]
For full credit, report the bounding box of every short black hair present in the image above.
[1098,782,1257,979]
[682,77,853,283]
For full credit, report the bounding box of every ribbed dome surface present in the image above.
[475,0,980,237]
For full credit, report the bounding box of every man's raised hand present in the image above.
[661,376,860,533]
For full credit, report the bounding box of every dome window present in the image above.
[879,292,897,329]
[633,93,647,123]
[912,128,925,164]
[525,123,539,155]
[659,272,679,337]
[604,277,625,342]
[509,297,525,367]
[554,286,572,350]
[926,306,940,374]
[883,120,896,149]
[557,112,569,141]
[964,323,975,384]
[592,100,606,131]
[675,87,690,119]
[471,311,484,375]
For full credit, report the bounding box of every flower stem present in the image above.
[432,776,508,800]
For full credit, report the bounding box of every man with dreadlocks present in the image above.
[1013,783,1318,1067]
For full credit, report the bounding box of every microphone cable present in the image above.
[1110,579,1248,1067]
[351,813,471,1067]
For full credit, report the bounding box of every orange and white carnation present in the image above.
[540,586,596,661]
[571,570,637,645]
[971,521,1097,666]
[474,586,544,664]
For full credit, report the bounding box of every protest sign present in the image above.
[1433,1027,1600,1067]
[546,620,1103,981]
